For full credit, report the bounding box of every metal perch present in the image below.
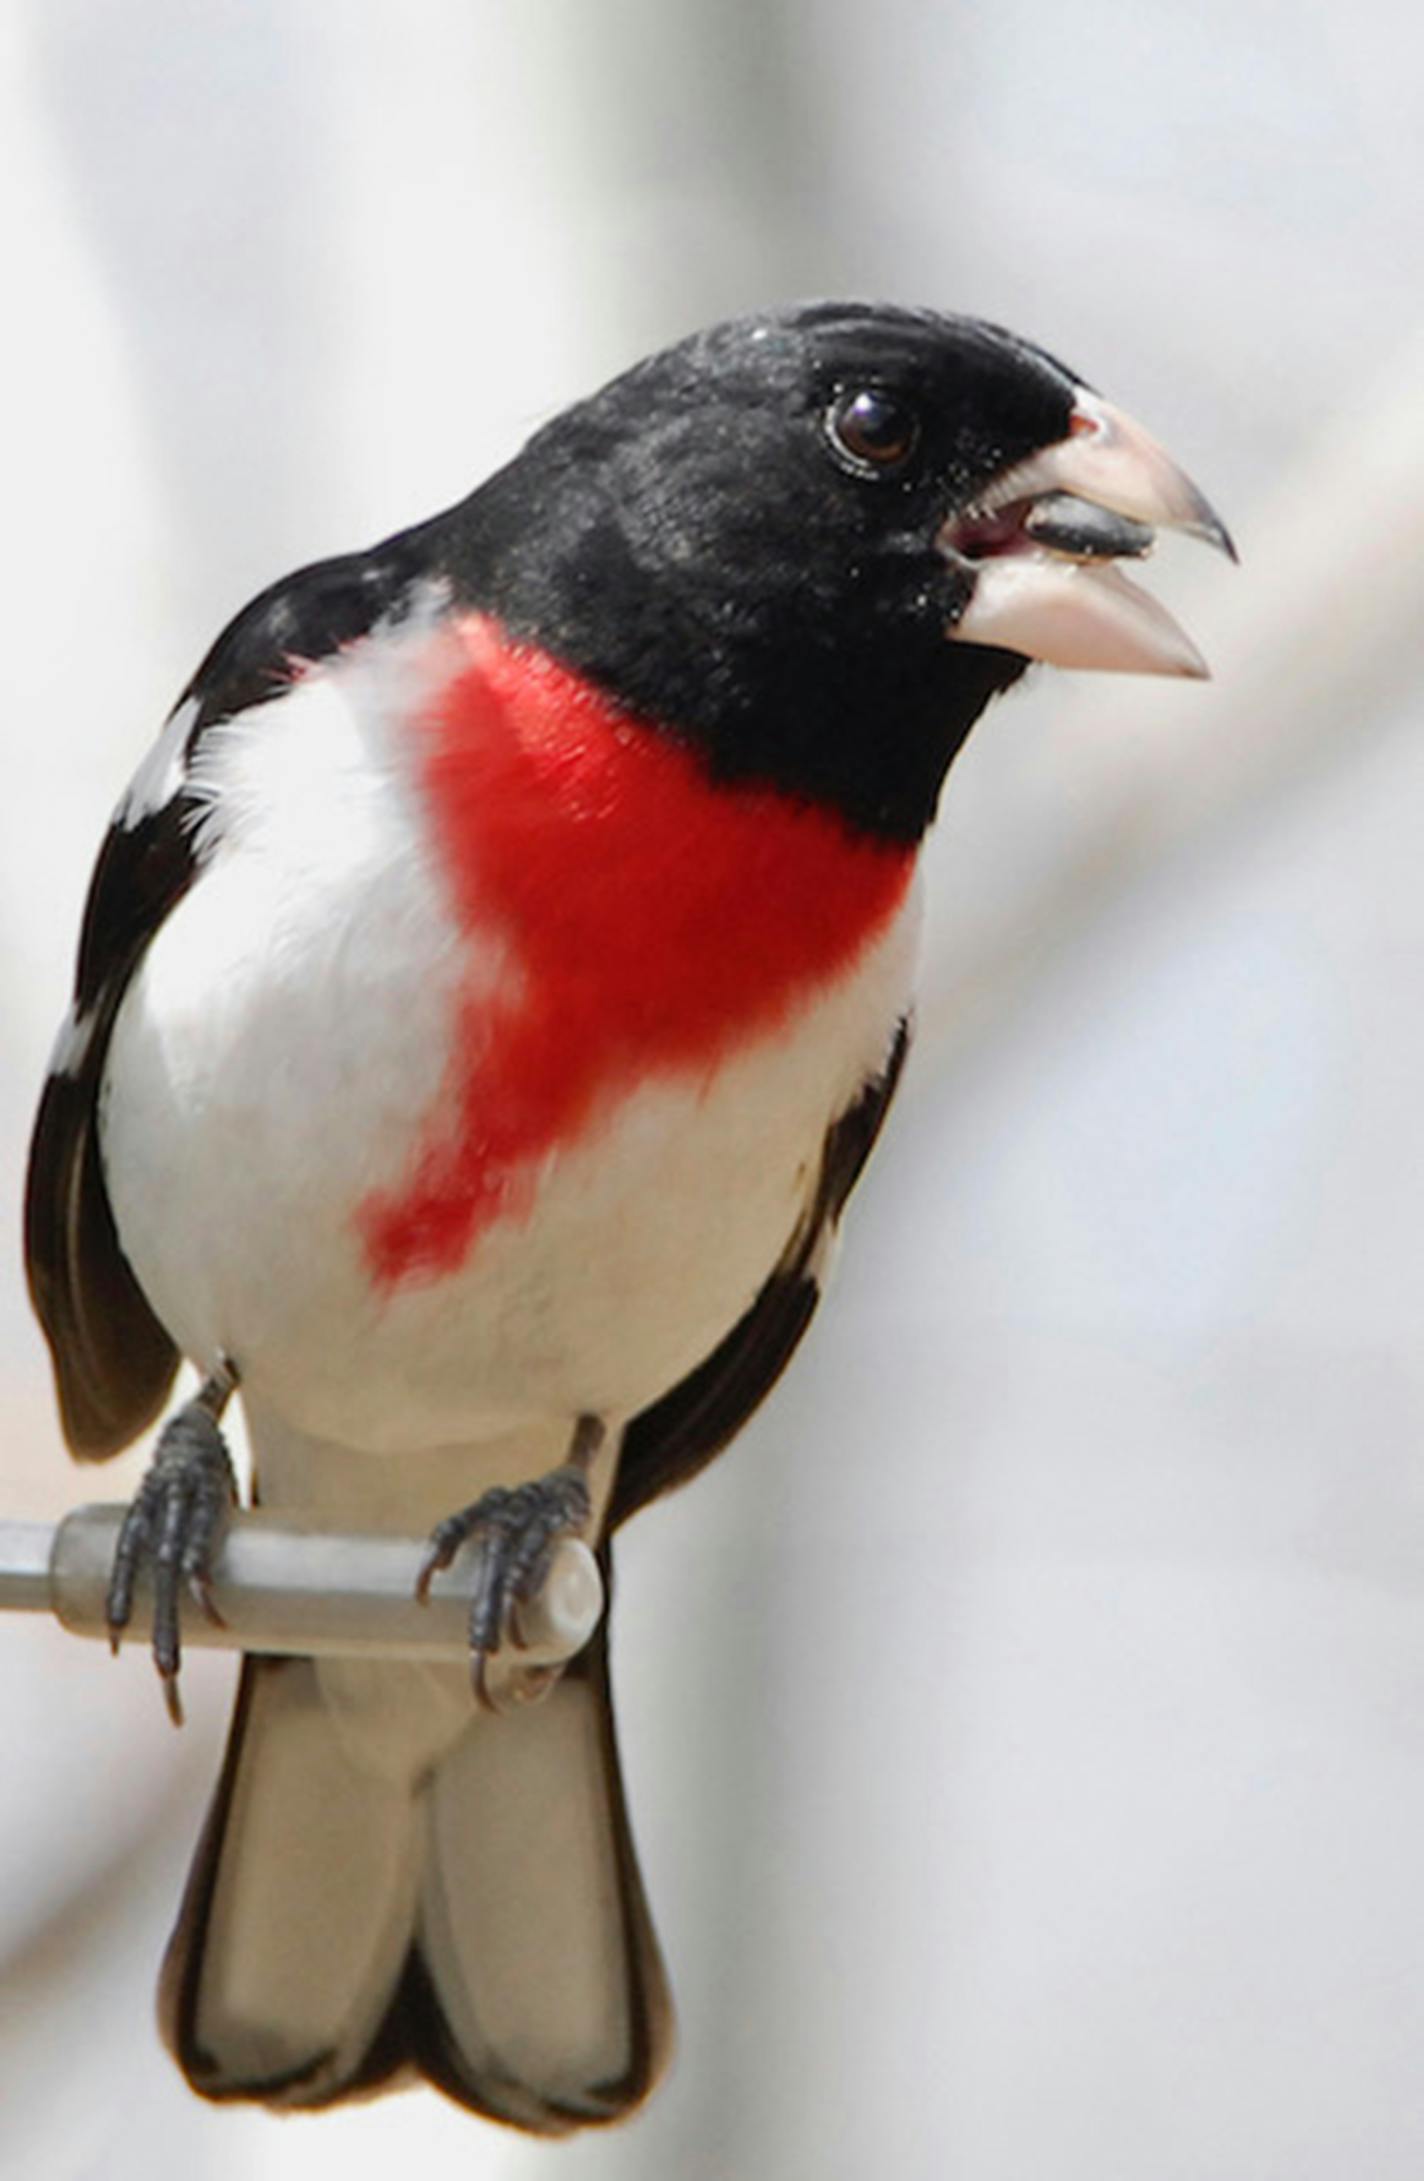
[0,1506,605,1692]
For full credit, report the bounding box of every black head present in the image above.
[442,303,1220,843]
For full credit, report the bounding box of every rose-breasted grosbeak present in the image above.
[25,303,1230,2131]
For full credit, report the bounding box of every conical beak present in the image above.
[942,391,1235,678]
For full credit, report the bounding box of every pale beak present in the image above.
[942,391,1234,678]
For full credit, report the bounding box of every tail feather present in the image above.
[404,1618,672,2131]
[159,1655,425,2104]
[160,1580,672,2128]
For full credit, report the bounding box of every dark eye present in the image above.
[826,387,921,475]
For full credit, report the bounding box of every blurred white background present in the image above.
[2,3,1422,2176]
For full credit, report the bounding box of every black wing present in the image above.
[26,785,200,1457]
[24,535,434,1460]
[611,1015,911,1527]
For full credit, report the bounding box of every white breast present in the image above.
[101,628,922,1458]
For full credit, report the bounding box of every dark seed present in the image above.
[1024,493,1154,561]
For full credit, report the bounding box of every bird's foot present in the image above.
[105,1369,239,1725]
[417,1419,602,1708]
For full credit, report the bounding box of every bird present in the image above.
[24,302,1231,2132]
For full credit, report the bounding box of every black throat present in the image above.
[435,464,1028,847]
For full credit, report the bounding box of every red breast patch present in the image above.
[357,615,913,1287]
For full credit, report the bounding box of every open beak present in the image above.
[942,391,1235,678]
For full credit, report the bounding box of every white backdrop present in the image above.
[2,4,1422,2176]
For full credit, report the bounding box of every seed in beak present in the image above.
[1021,493,1155,562]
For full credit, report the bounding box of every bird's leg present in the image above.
[105,1361,240,1726]
[416,1413,604,1707]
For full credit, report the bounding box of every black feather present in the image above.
[174,532,434,739]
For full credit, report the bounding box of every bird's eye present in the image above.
[825,388,921,475]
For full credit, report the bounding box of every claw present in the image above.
[105,1489,153,1647]
[416,1461,594,1697]
[103,1375,238,1718]
[415,1504,483,1605]
[186,1570,227,1629]
[469,1649,559,1716]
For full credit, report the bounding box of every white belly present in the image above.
[101,663,920,1456]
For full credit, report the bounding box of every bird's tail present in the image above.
[159,1543,671,2131]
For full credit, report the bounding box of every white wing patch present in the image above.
[115,697,198,830]
[48,1003,100,1079]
